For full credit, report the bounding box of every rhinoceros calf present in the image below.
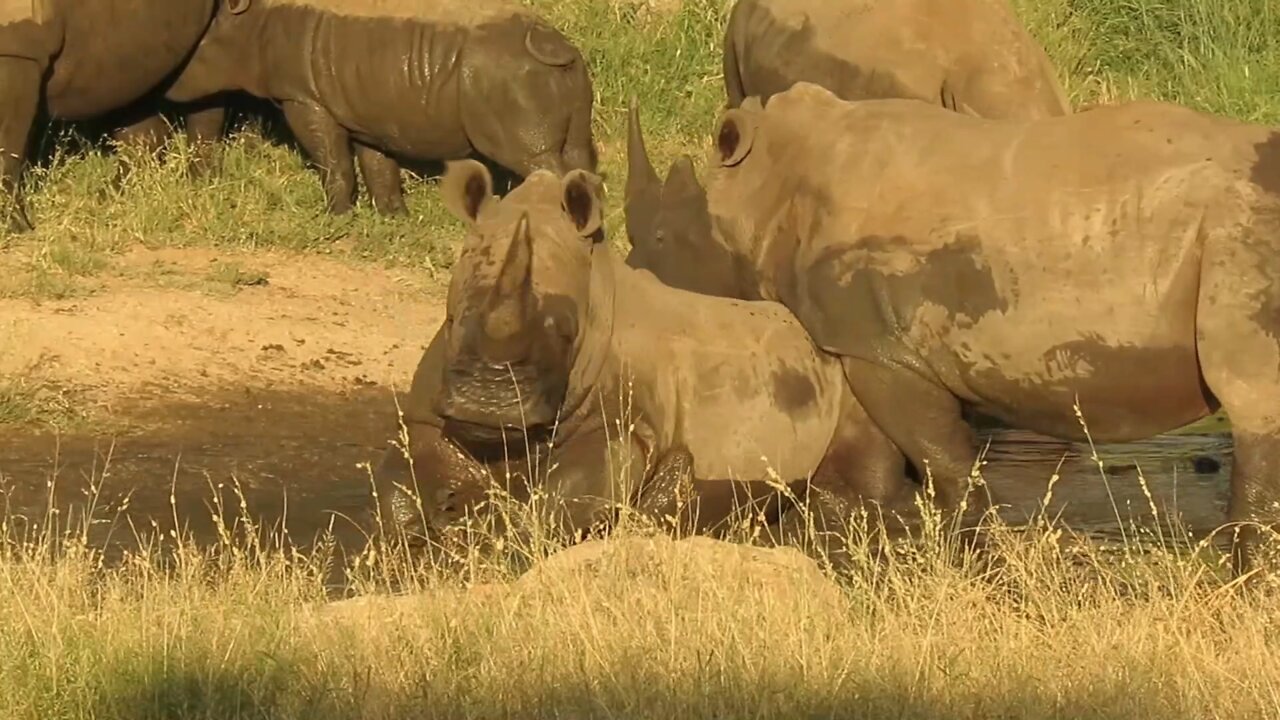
[643,80,1280,577]
[371,159,913,543]
[723,0,1070,119]
[0,0,229,232]
[164,0,599,217]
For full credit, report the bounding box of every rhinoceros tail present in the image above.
[524,22,576,68]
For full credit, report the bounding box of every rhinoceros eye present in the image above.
[654,230,666,246]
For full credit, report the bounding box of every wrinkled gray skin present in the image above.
[647,81,1280,579]
[371,160,916,545]
[722,0,1071,118]
[0,0,230,232]
[164,0,599,216]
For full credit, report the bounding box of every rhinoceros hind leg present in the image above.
[0,58,43,234]
[354,143,406,215]
[183,104,227,180]
[280,101,356,215]
[839,357,989,523]
[1196,240,1280,579]
[110,114,172,190]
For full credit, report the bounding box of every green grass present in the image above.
[0,372,87,431]
[4,0,1278,300]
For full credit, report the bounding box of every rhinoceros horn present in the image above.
[482,213,534,347]
[625,98,661,247]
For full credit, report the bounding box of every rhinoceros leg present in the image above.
[536,431,649,540]
[632,445,696,533]
[369,420,491,542]
[838,357,988,522]
[1196,232,1280,577]
[280,100,356,215]
[110,114,172,190]
[183,104,227,180]
[354,143,406,216]
[0,59,43,234]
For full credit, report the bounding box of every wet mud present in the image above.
[0,387,1235,578]
[0,386,400,582]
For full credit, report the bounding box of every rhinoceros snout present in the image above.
[437,361,566,438]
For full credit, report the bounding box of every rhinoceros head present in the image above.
[166,0,257,103]
[623,101,747,299]
[435,159,606,447]
[625,98,772,301]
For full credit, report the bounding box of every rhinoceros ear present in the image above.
[713,109,757,167]
[441,159,495,226]
[562,169,605,241]
[226,0,252,14]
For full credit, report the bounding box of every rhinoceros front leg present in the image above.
[354,143,406,216]
[632,445,697,533]
[280,100,356,215]
[536,431,649,541]
[0,58,43,234]
[368,420,490,543]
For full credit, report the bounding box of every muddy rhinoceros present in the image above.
[0,0,232,232]
[722,0,1070,119]
[370,159,912,543]
[163,0,599,217]
[639,80,1280,576]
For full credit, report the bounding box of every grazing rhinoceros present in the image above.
[370,159,913,543]
[722,0,1070,119]
[640,80,1280,577]
[0,0,231,232]
[163,0,599,216]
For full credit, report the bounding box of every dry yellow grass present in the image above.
[0,430,1278,720]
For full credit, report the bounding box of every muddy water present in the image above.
[0,388,1235,572]
[0,387,398,572]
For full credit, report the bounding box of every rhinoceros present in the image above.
[0,0,231,232]
[370,159,913,543]
[163,0,599,216]
[722,0,1070,119]
[638,80,1280,577]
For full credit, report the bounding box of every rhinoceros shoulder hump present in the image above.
[263,0,525,23]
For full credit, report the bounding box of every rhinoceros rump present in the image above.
[0,0,227,232]
[164,0,599,216]
[372,160,913,543]
[647,80,1280,577]
[722,0,1070,119]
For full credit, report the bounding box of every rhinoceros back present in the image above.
[727,0,940,107]
[459,13,596,173]
[726,0,1068,118]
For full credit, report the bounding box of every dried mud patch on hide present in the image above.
[1250,132,1280,197]
[0,0,41,25]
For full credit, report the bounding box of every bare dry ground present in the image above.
[0,245,442,423]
